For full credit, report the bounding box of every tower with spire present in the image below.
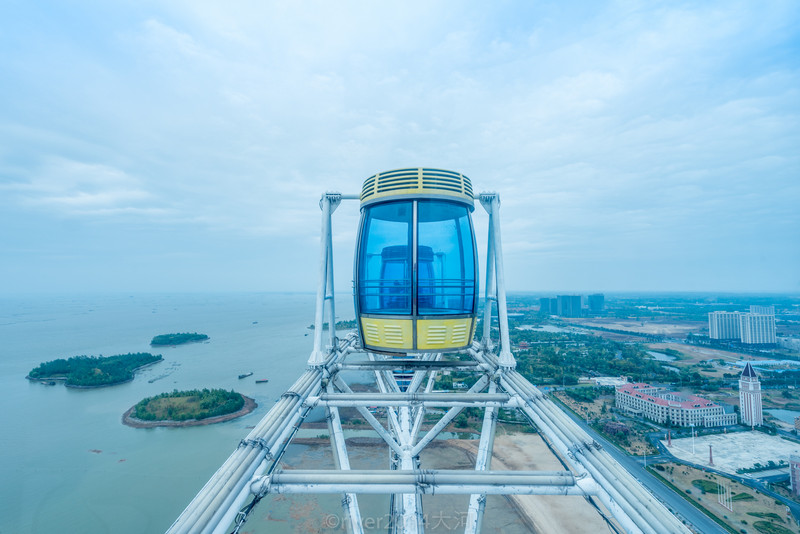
[739,362,763,427]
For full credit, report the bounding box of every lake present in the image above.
[766,409,800,425]
[0,292,337,533]
[0,293,523,534]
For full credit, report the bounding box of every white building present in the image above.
[739,362,763,427]
[740,313,777,344]
[791,455,800,496]
[750,305,775,315]
[709,311,741,340]
[708,309,776,345]
[616,383,737,428]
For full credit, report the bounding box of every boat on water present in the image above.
[238,372,253,379]
[255,379,269,384]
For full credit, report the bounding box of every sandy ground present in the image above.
[567,318,705,336]
[263,433,621,533]
[450,434,622,534]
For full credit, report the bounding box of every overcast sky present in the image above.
[1,1,798,295]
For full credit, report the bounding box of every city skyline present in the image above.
[1,1,798,295]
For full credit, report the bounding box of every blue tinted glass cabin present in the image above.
[358,201,413,314]
[417,200,476,315]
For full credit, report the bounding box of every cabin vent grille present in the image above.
[383,324,405,345]
[451,323,469,344]
[361,168,473,206]
[425,326,448,345]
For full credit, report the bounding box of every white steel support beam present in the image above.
[252,469,582,494]
[325,208,337,352]
[409,375,490,457]
[325,382,364,534]
[481,205,496,351]
[478,194,515,369]
[309,193,341,366]
[465,380,499,534]
[331,375,405,457]
[410,362,440,443]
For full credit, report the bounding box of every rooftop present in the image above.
[618,383,719,409]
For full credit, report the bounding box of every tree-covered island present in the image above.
[150,332,209,346]
[27,352,162,388]
[123,388,256,428]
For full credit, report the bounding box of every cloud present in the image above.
[0,1,797,292]
[3,157,168,217]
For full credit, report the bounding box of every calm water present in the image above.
[0,292,340,534]
[767,409,800,425]
[647,351,677,362]
[1,293,528,534]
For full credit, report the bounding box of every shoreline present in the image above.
[122,394,257,428]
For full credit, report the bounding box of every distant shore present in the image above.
[122,394,257,428]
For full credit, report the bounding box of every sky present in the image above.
[1,0,798,295]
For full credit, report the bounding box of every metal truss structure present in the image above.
[167,192,691,534]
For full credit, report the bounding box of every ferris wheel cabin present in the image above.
[355,168,478,354]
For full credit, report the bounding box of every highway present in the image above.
[555,402,728,534]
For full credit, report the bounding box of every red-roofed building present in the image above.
[616,383,737,427]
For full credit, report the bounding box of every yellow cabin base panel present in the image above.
[360,317,475,352]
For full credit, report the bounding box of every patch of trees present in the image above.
[133,388,244,421]
[511,333,675,386]
[565,386,615,404]
[150,333,209,346]
[28,353,162,387]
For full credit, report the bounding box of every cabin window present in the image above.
[416,200,476,315]
[358,201,413,314]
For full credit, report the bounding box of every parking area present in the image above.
[662,431,800,476]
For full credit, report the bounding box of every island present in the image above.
[307,319,357,330]
[150,332,209,346]
[122,388,257,428]
[27,352,162,388]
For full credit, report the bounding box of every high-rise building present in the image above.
[709,311,741,340]
[791,456,800,496]
[739,362,763,427]
[557,295,582,317]
[588,293,605,314]
[750,305,775,316]
[740,313,777,344]
[539,297,558,315]
[708,309,776,345]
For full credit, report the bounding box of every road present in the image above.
[556,403,728,534]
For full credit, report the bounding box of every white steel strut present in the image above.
[167,191,692,534]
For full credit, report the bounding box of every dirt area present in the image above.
[450,434,622,534]
[651,462,799,534]
[253,433,620,533]
[567,318,706,336]
[648,342,754,365]
[552,391,607,420]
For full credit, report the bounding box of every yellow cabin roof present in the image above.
[360,168,474,208]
